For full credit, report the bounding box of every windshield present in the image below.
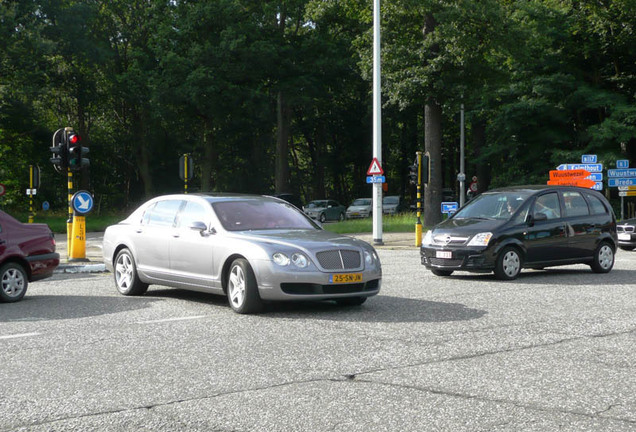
[454,192,531,220]
[305,200,327,209]
[212,200,318,231]
[383,196,399,205]
[352,199,371,206]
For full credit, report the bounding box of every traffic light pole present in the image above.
[415,151,423,246]
[67,169,74,258]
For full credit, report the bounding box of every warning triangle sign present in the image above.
[367,157,384,175]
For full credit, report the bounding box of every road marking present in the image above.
[0,332,41,340]
[137,315,207,325]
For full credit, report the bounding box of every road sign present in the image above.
[366,175,385,184]
[587,173,603,181]
[441,202,459,214]
[556,163,603,172]
[592,182,603,191]
[608,168,636,178]
[549,169,590,180]
[618,186,636,191]
[609,178,636,187]
[547,178,596,188]
[582,154,597,163]
[71,190,94,214]
[367,157,384,176]
[0,184,5,196]
[42,201,50,211]
[617,160,629,169]
[619,191,636,197]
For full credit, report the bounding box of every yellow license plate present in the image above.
[330,273,363,284]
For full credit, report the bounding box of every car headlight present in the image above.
[467,232,493,247]
[291,253,308,268]
[422,230,433,246]
[273,252,290,266]
[273,252,310,268]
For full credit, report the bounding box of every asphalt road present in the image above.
[1,248,636,431]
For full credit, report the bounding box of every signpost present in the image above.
[608,160,633,219]
[441,202,459,215]
[69,190,94,262]
[367,157,384,244]
[554,155,603,190]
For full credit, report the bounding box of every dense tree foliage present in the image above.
[1,0,634,222]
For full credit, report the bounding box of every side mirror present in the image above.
[189,221,214,237]
[528,212,548,226]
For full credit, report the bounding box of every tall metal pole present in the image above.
[372,0,383,245]
[459,104,466,207]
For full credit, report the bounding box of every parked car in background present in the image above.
[421,186,617,280]
[382,196,406,215]
[303,200,346,223]
[103,194,381,314]
[617,218,636,250]
[0,210,59,302]
[346,198,372,219]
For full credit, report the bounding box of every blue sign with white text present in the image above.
[607,169,636,178]
[366,176,386,184]
[557,163,603,172]
[617,160,629,169]
[441,202,459,214]
[609,178,636,187]
[581,154,597,163]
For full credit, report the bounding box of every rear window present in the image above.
[585,193,609,215]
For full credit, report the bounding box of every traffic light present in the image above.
[409,162,418,185]
[50,128,68,171]
[66,130,89,171]
[421,154,430,184]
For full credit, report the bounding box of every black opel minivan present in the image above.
[420,186,617,280]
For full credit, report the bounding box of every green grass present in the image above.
[10,211,420,234]
[11,211,125,233]
[323,213,424,234]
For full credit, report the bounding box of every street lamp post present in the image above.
[372,0,383,245]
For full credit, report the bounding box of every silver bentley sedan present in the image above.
[103,194,382,314]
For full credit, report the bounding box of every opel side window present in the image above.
[585,193,609,215]
[534,193,561,220]
[563,191,589,217]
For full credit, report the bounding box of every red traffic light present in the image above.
[68,134,80,144]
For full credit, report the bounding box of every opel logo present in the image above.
[443,234,452,245]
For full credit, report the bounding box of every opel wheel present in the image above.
[591,242,614,273]
[494,247,522,280]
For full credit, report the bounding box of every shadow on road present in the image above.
[0,295,162,322]
[440,267,636,286]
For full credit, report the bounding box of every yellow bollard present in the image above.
[415,223,422,247]
[69,215,88,261]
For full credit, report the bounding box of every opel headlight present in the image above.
[422,230,433,246]
[467,232,493,247]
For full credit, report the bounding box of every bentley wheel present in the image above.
[114,248,148,296]
[0,263,28,303]
[227,258,263,314]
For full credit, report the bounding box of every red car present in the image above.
[0,210,60,302]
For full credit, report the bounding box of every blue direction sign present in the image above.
[557,163,603,172]
[441,202,459,214]
[592,182,603,191]
[617,160,629,169]
[608,168,636,178]
[71,190,94,214]
[609,178,636,187]
[587,173,603,181]
[581,154,597,163]
[366,175,386,184]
